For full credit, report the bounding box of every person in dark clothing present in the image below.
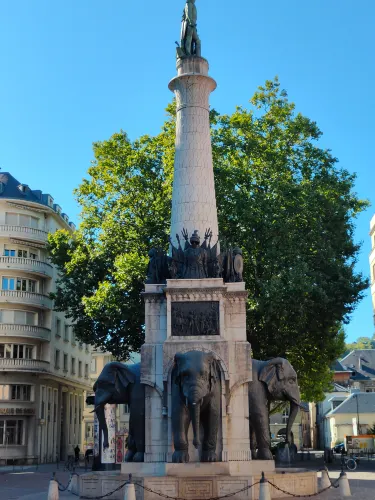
[74,445,80,462]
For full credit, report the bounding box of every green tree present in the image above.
[47,78,368,401]
[345,335,375,352]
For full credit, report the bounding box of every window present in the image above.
[2,277,37,293]
[17,249,28,258]
[123,404,130,414]
[90,358,97,373]
[78,361,82,378]
[29,252,37,260]
[5,213,18,225]
[56,318,61,336]
[71,357,76,375]
[4,249,16,257]
[11,385,31,401]
[5,213,39,229]
[0,420,23,445]
[14,310,36,326]
[55,350,60,369]
[0,344,33,359]
[2,277,15,290]
[64,324,69,342]
[41,387,45,419]
[63,353,68,372]
[282,407,289,424]
[85,363,89,378]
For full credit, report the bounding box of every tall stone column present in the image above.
[169,56,219,248]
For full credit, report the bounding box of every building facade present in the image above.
[0,173,91,464]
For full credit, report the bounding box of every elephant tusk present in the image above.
[192,403,196,406]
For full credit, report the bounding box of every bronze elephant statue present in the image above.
[249,357,300,460]
[93,361,145,462]
[171,351,221,463]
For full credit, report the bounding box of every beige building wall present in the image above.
[326,413,375,448]
[0,177,91,464]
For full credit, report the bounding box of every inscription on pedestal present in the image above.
[146,480,178,500]
[181,480,213,499]
[171,301,219,336]
[217,481,249,498]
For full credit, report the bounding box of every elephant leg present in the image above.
[201,396,219,462]
[95,404,109,449]
[172,395,190,463]
[129,383,145,462]
[249,422,257,459]
[252,412,273,460]
[125,433,137,462]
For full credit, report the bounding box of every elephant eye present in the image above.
[289,378,295,384]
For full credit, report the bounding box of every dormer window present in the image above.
[18,184,28,193]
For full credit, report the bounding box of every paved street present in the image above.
[0,461,374,499]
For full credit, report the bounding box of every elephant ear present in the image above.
[208,354,219,391]
[259,358,286,394]
[173,353,184,386]
[115,364,136,393]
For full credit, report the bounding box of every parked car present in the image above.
[333,442,346,453]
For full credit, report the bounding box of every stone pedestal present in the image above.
[168,56,219,248]
[80,464,318,500]
[141,278,251,463]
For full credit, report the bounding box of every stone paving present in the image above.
[0,462,374,499]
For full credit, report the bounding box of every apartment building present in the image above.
[0,173,91,464]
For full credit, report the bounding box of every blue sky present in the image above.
[0,0,374,343]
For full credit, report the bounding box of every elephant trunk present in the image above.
[286,401,299,445]
[191,403,201,449]
[95,404,109,449]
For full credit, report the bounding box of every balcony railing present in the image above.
[0,323,51,341]
[0,358,50,372]
[0,225,48,243]
[0,256,53,278]
[0,290,52,309]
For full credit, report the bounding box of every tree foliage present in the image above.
[47,78,368,401]
[345,335,375,353]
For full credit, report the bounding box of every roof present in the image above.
[0,172,46,205]
[341,350,375,381]
[331,359,350,372]
[0,172,74,228]
[326,392,375,416]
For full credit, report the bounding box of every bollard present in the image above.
[320,467,331,490]
[124,474,136,500]
[339,470,351,498]
[68,473,79,495]
[259,472,271,500]
[47,472,59,500]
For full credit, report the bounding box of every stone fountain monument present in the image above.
[80,1,318,498]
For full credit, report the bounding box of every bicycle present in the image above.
[341,454,358,471]
[64,455,75,472]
